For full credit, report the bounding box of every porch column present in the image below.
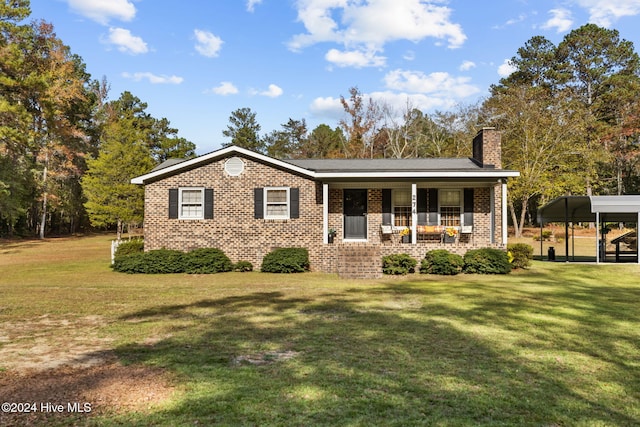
[595,211,600,264]
[411,183,417,244]
[502,180,508,245]
[323,183,329,244]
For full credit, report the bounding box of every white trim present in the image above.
[131,146,316,184]
[178,187,205,220]
[314,171,520,179]
[323,183,329,244]
[264,187,290,220]
[131,145,520,184]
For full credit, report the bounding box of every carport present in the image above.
[537,195,640,263]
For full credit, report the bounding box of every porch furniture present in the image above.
[416,225,444,243]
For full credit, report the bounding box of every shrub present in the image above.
[382,253,417,275]
[184,248,233,274]
[233,260,254,272]
[463,248,512,274]
[114,239,144,259]
[261,248,310,273]
[421,249,463,275]
[507,243,533,269]
[112,249,187,274]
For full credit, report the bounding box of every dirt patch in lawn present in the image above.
[0,315,176,425]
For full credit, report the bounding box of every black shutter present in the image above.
[382,189,392,225]
[417,189,428,225]
[427,188,438,225]
[204,188,214,219]
[169,188,178,219]
[464,188,474,226]
[290,188,299,218]
[254,188,264,219]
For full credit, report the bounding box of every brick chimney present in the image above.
[472,127,501,169]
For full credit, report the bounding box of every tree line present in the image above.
[224,25,640,237]
[2,1,639,238]
[0,1,195,238]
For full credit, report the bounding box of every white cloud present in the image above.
[194,29,223,58]
[403,50,416,61]
[288,0,466,67]
[541,8,573,33]
[576,0,640,27]
[67,0,136,25]
[325,48,386,68]
[105,27,148,54]
[383,69,480,98]
[211,82,239,96]
[256,84,284,98]
[459,60,476,71]
[247,0,263,12]
[309,96,345,120]
[497,59,517,77]
[122,72,183,84]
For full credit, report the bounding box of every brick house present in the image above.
[131,127,519,278]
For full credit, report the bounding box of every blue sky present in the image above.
[28,0,640,154]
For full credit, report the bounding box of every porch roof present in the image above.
[537,195,640,224]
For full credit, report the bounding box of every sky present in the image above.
[27,0,640,155]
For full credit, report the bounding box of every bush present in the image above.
[463,248,512,274]
[507,243,533,269]
[382,253,417,275]
[261,248,310,273]
[114,239,144,259]
[112,249,187,274]
[233,260,253,272]
[184,248,233,274]
[421,249,463,275]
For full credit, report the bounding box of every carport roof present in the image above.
[537,195,640,224]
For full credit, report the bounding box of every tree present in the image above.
[302,124,345,158]
[339,87,383,158]
[222,107,264,152]
[82,92,155,239]
[264,118,308,158]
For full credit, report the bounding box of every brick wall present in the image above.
[144,155,326,270]
[473,127,502,169]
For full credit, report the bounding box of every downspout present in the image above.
[564,197,569,262]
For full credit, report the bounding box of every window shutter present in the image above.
[382,189,392,225]
[290,187,300,218]
[254,188,264,219]
[427,188,438,225]
[204,188,214,219]
[464,188,474,226]
[169,188,178,219]
[417,188,428,225]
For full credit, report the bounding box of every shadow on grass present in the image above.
[105,267,639,426]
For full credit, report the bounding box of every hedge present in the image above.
[382,253,417,275]
[463,248,512,274]
[421,249,463,275]
[261,248,310,273]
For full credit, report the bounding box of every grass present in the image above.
[1,235,640,426]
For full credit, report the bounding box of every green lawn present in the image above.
[1,235,639,426]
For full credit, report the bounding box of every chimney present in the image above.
[472,127,501,169]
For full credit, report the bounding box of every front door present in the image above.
[344,189,367,240]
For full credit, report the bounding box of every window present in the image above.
[440,190,461,226]
[179,188,204,219]
[393,189,412,227]
[265,187,289,219]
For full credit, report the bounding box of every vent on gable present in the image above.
[224,157,245,176]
